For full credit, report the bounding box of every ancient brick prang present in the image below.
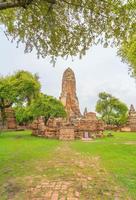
[60,68,81,119]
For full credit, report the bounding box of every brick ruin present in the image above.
[32,68,104,140]
[0,107,16,130]
[121,104,136,132]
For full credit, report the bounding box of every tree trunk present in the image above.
[0,1,21,10]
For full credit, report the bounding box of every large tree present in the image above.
[0,0,134,63]
[0,70,40,126]
[15,93,66,124]
[96,92,128,126]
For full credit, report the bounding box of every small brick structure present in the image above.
[5,108,17,129]
[59,127,75,140]
[121,104,136,132]
[0,107,16,130]
[31,117,45,136]
[127,105,136,131]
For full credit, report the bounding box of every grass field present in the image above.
[71,132,136,199]
[0,130,136,199]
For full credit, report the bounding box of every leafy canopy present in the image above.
[117,1,136,77]
[96,92,128,126]
[0,70,41,125]
[118,34,136,76]
[0,0,134,63]
[15,94,67,124]
[0,70,40,109]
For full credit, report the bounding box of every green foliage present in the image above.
[12,70,41,104]
[14,106,32,124]
[118,34,136,76]
[0,70,66,125]
[117,1,136,76]
[0,75,17,125]
[28,94,66,121]
[0,70,41,125]
[0,70,40,108]
[96,92,128,126]
[14,94,66,124]
[0,0,134,63]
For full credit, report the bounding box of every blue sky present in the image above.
[0,31,136,113]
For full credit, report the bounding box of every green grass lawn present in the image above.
[71,132,136,199]
[0,131,60,187]
[0,130,136,199]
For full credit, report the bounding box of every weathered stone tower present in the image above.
[127,104,136,131]
[60,68,81,118]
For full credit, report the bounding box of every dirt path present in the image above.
[7,143,131,200]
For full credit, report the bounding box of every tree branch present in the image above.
[0,0,34,10]
[0,99,13,110]
[0,0,56,10]
[0,1,21,10]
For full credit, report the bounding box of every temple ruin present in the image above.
[32,68,104,140]
[127,105,136,131]
[0,107,16,130]
[121,104,136,132]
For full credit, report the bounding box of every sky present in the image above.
[0,31,136,113]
